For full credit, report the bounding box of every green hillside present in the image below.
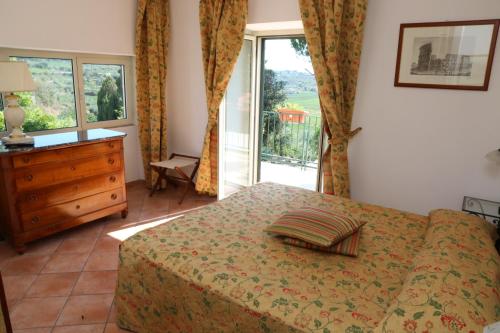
[275,70,320,115]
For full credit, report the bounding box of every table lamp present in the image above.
[0,61,37,145]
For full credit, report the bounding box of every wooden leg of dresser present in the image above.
[14,242,26,255]
[121,209,128,219]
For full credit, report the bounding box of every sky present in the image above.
[264,39,313,73]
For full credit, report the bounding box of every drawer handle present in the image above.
[108,143,115,149]
[111,193,118,200]
[25,174,33,181]
[76,204,81,210]
[109,176,117,183]
[31,216,40,224]
[22,156,30,163]
[108,159,115,165]
[27,193,38,201]
[70,166,76,171]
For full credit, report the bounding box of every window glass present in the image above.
[0,95,5,131]
[82,64,126,122]
[9,56,78,132]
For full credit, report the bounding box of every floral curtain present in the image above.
[299,0,367,198]
[135,0,169,187]
[195,0,248,196]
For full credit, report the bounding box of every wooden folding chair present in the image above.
[150,153,200,204]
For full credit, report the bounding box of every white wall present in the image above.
[350,0,500,214]
[0,0,136,55]
[167,0,208,157]
[168,0,500,215]
[248,0,300,24]
[0,0,144,182]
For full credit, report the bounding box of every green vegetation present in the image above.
[0,111,4,132]
[286,91,320,115]
[83,63,125,122]
[261,37,321,164]
[96,76,124,121]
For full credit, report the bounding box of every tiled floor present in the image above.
[0,181,216,333]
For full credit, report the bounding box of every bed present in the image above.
[115,182,499,333]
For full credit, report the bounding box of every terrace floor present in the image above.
[0,181,216,333]
[260,161,318,191]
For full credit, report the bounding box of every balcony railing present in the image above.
[261,110,321,168]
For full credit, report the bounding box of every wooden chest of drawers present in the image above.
[0,129,128,253]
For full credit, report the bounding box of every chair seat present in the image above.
[150,157,198,170]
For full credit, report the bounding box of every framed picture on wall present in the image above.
[394,19,500,90]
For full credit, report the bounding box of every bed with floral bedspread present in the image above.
[115,182,499,333]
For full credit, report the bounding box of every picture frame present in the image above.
[394,19,500,91]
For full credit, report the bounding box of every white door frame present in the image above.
[218,36,257,200]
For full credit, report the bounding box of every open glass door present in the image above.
[218,37,256,199]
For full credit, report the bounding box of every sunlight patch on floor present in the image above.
[106,215,184,241]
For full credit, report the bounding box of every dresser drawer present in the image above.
[15,152,122,191]
[18,172,124,211]
[21,188,125,231]
[12,139,122,168]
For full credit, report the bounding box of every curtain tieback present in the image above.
[327,127,362,145]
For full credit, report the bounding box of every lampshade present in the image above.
[0,61,36,93]
[485,149,500,163]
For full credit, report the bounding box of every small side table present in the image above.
[462,196,500,254]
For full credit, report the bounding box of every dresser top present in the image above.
[0,129,126,154]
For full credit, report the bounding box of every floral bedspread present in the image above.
[115,183,430,333]
[375,209,499,333]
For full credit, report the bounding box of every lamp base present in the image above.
[2,135,34,146]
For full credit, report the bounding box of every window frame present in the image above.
[0,48,135,136]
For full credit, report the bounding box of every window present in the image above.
[0,48,134,134]
[9,56,78,132]
[81,63,126,123]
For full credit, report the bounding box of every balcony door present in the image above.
[257,36,322,191]
[218,37,256,199]
[218,34,322,199]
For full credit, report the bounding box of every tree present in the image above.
[97,76,122,121]
[262,68,287,151]
[263,69,287,112]
[290,37,309,57]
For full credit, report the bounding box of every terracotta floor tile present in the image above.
[64,223,105,240]
[72,271,117,295]
[0,242,19,265]
[101,221,140,235]
[107,302,116,323]
[52,324,106,333]
[10,297,67,330]
[41,253,90,273]
[141,193,171,212]
[92,236,121,253]
[56,294,114,326]
[56,238,97,254]
[26,273,80,298]
[24,236,64,256]
[84,251,119,271]
[104,323,129,333]
[1,255,50,276]
[2,274,36,304]
[13,328,53,333]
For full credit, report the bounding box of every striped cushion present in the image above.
[265,207,365,247]
[282,230,362,256]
